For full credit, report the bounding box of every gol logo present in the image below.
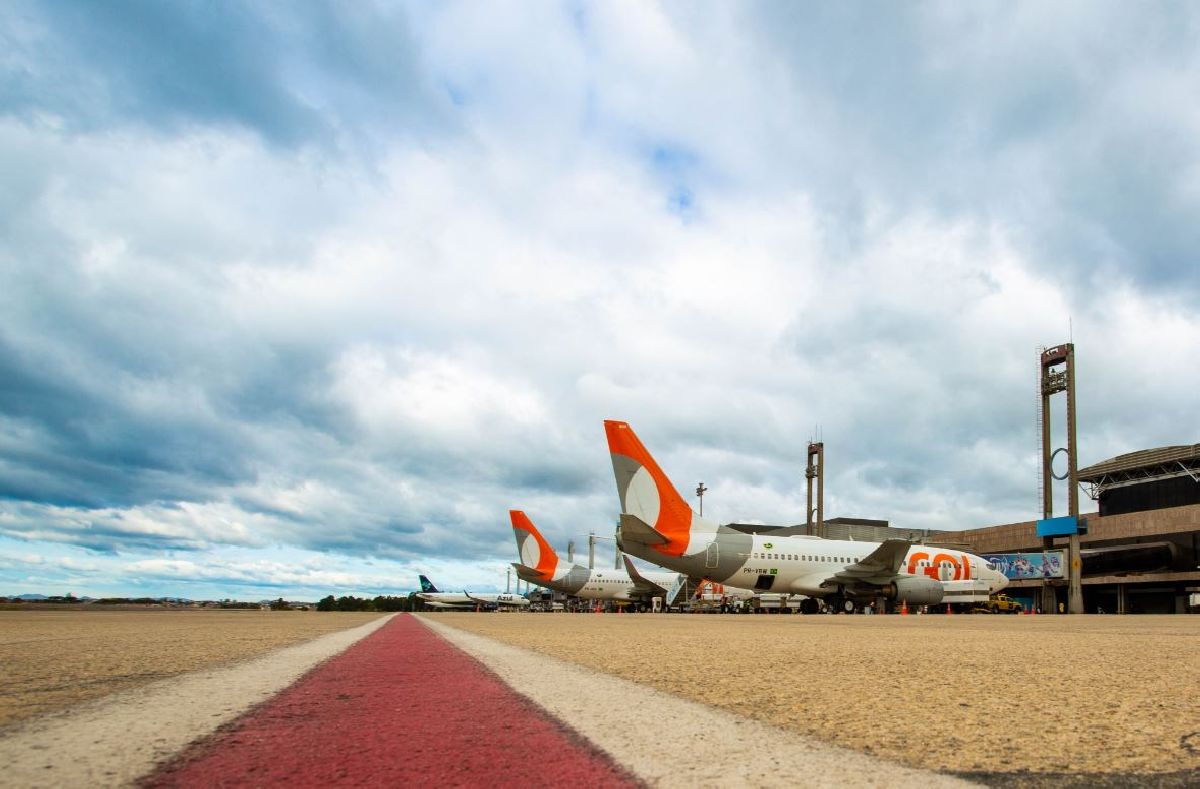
[907,551,971,581]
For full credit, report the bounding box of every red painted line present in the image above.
[145,614,638,788]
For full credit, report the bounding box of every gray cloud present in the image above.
[1,0,444,150]
[0,3,1197,596]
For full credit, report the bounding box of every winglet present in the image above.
[510,510,559,580]
[605,420,695,556]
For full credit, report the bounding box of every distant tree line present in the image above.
[3,594,418,611]
[315,594,416,612]
[0,594,79,603]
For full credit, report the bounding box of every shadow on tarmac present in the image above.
[952,768,1200,788]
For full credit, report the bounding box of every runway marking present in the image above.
[147,613,636,787]
[423,615,980,788]
[0,614,392,788]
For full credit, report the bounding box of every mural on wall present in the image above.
[982,551,1065,580]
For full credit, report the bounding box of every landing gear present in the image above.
[800,597,821,615]
[825,594,857,614]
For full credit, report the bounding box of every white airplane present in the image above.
[465,590,531,609]
[604,420,1009,614]
[415,575,530,609]
[510,510,685,607]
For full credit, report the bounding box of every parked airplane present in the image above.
[510,510,685,607]
[604,420,1009,614]
[415,575,529,609]
[465,591,531,609]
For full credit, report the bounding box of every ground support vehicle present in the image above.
[971,593,1024,614]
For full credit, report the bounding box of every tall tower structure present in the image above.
[805,441,824,538]
[1038,343,1085,614]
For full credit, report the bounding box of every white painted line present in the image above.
[0,614,394,788]
[422,617,979,789]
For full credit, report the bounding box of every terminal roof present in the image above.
[1077,444,1200,496]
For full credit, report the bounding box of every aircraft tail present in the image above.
[605,420,704,556]
[418,574,439,593]
[510,510,560,580]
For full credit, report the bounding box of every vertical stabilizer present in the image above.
[418,574,439,593]
[510,510,560,579]
[604,420,700,556]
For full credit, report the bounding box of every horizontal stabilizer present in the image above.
[511,562,544,584]
[619,513,668,547]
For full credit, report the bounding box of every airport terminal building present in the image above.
[952,444,1200,614]
[734,441,1195,609]
[802,445,1200,613]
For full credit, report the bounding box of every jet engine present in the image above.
[881,576,944,605]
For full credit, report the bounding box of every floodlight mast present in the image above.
[1039,343,1084,615]
[589,530,622,569]
[806,441,824,538]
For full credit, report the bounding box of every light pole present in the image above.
[696,482,708,516]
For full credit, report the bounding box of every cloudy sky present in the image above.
[2,2,1197,599]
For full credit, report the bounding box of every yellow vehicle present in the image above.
[982,594,1024,614]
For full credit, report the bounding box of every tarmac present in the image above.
[2,612,1196,787]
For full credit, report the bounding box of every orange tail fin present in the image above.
[510,510,559,579]
[604,420,695,556]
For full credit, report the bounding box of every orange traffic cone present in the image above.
[901,600,908,616]
[946,604,952,615]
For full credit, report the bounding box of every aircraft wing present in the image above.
[622,555,669,597]
[831,538,912,585]
[418,599,471,609]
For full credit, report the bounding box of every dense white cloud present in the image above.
[1,2,1197,597]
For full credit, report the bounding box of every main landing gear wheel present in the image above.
[800,598,821,615]
[841,598,858,614]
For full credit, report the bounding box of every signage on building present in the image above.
[982,551,1066,580]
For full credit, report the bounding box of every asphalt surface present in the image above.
[145,613,637,787]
